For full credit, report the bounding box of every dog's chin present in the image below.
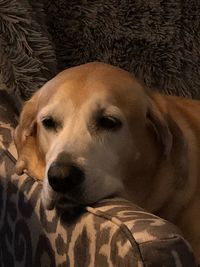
[41,176,124,212]
[56,195,84,210]
[41,190,57,210]
[41,184,89,212]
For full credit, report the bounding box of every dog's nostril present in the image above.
[48,163,63,192]
[48,162,85,193]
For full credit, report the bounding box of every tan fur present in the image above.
[14,62,200,263]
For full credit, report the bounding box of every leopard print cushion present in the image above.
[0,90,197,266]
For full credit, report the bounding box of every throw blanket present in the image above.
[45,0,200,98]
[0,0,200,104]
[0,0,57,107]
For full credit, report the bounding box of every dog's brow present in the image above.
[96,104,123,118]
[95,107,106,116]
[38,99,74,120]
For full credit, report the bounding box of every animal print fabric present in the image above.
[0,91,197,266]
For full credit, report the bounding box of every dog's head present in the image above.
[14,62,172,210]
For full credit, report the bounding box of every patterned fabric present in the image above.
[0,90,197,266]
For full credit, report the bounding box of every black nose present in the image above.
[48,162,85,193]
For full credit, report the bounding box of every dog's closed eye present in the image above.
[96,115,122,131]
[42,117,58,130]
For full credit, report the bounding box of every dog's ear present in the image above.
[146,99,173,158]
[13,93,45,180]
[146,96,188,188]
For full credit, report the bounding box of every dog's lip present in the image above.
[55,191,121,208]
[55,195,84,210]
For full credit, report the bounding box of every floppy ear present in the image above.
[13,93,45,180]
[146,96,188,187]
[146,99,173,158]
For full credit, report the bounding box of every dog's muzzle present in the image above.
[47,161,85,193]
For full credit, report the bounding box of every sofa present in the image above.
[0,0,199,266]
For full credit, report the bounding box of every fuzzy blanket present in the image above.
[0,0,200,104]
[0,0,57,107]
[45,0,200,98]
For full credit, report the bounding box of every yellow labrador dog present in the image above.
[14,62,200,261]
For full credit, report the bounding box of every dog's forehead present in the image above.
[38,62,147,116]
[40,87,120,120]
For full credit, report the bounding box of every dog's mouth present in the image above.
[42,188,121,213]
[41,181,88,211]
[41,172,124,212]
[55,195,83,210]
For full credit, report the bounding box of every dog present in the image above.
[14,62,200,262]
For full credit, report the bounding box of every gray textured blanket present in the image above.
[0,0,200,104]
[0,0,57,106]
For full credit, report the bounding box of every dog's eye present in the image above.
[42,117,56,130]
[97,116,122,131]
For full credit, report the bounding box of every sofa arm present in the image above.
[0,90,197,266]
[0,145,197,266]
